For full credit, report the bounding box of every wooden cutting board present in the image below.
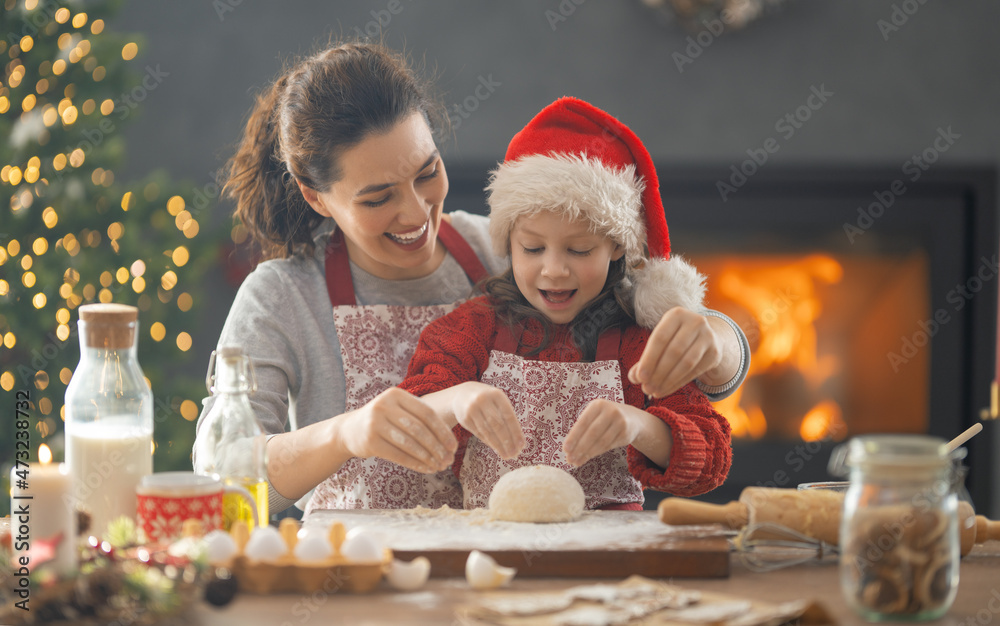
[306,509,730,579]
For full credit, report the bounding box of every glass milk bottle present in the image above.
[65,303,153,539]
[194,346,268,530]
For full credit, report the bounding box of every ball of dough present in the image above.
[488,465,585,523]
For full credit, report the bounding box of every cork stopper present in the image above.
[78,303,138,350]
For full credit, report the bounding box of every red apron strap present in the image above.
[493,322,522,355]
[324,219,489,308]
[595,326,622,362]
[437,218,489,286]
[325,228,356,306]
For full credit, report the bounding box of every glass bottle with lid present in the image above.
[833,435,961,621]
[194,346,268,530]
[65,303,153,539]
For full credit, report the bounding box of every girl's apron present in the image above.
[460,323,645,510]
[306,220,487,513]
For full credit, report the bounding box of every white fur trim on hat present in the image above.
[487,153,647,265]
[631,256,707,329]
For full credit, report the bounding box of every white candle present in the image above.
[10,452,78,575]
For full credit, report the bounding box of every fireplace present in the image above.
[446,164,997,515]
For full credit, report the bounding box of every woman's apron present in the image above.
[306,220,487,512]
[460,323,645,510]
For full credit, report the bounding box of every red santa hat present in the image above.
[486,96,705,328]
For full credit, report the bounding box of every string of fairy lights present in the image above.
[1,0,226,474]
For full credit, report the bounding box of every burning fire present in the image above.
[708,254,848,442]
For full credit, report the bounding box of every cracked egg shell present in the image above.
[387,556,431,591]
[466,550,516,590]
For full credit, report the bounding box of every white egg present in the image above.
[387,556,431,591]
[202,530,238,565]
[465,550,516,590]
[243,525,288,563]
[294,531,333,563]
[339,527,384,563]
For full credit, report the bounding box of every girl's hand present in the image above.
[565,399,673,468]
[563,399,643,467]
[628,307,728,398]
[451,382,525,460]
[339,387,458,474]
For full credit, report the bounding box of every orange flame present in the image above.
[708,255,848,441]
[39,443,52,465]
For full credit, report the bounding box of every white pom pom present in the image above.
[631,256,707,329]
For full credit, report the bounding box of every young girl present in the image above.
[399,97,735,510]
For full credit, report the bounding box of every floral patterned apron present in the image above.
[461,323,644,510]
[306,220,487,512]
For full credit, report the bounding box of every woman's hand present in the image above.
[338,387,458,474]
[564,399,672,468]
[450,382,525,460]
[628,307,736,398]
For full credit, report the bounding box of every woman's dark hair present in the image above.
[222,41,445,260]
[481,256,634,361]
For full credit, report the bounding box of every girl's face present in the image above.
[299,112,449,280]
[510,210,624,325]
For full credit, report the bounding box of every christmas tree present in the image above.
[1,0,226,516]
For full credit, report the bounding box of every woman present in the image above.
[195,41,749,516]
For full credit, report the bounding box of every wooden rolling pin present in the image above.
[658,487,1000,556]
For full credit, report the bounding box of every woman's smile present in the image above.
[385,221,429,247]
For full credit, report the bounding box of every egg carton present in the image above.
[224,518,393,594]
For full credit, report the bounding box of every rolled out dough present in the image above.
[488,465,585,523]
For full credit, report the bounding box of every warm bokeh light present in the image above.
[167,196,185,216]
[172,246,189,267]
[181,400,199,421]
[122,42,138,60]
[150,322,166,342]
[176,332,192,352]
[161,270,177,290]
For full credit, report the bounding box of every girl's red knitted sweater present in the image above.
[399,297,732,496]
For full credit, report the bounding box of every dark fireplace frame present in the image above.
[445,164,998,516]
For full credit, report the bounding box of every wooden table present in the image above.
[192,542,1000,625]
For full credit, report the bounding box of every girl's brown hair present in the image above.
[222,41,445,260]
[482,257,635,361]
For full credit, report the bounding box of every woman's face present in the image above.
[299,112,449,280]
[510,210,624,325]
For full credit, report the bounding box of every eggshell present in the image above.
[244,525,288,563]
[339,527,384,563]
[387,556,431,591]
[465,550,516,590]
[203,530,238,565]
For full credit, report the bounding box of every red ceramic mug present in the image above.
[136,472,257,545]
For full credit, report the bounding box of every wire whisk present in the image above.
[731,522,838,572]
